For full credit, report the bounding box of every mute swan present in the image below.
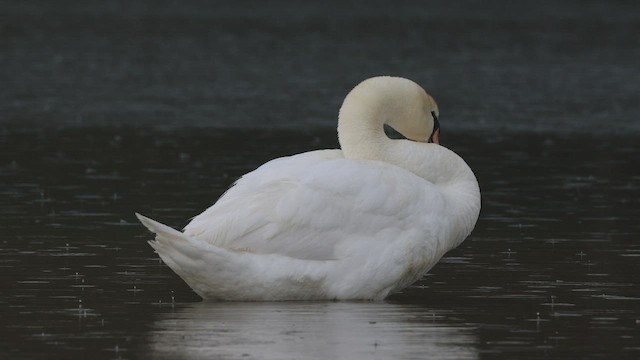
[137,76,480,301]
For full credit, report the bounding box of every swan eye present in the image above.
[428,111,440,143]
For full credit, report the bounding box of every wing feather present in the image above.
[183,149,445,260]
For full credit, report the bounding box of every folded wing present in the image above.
[183,150,445,261]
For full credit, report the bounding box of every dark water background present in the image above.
[2,1,640,359]
[2,0,640,133]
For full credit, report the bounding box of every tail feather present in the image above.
[136,212,259,299]
[135,212,329,300]
[135,213,209,275]
[136,213,187,243]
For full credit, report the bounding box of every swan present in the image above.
[136,76,481,301]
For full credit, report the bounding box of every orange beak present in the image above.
[431,129,440,144]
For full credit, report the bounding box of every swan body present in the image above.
[137,76,480,301]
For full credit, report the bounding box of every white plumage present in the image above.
[137,76,481,301]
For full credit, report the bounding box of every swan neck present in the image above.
[337,123,388,161]
[337,91,393,160]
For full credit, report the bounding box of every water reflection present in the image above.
[145,302,477,360]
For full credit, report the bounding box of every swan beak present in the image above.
[430,129,440,144]
[427,129,440,144]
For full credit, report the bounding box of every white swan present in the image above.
[136,76,480,301]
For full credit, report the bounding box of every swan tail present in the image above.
[135,213,216,293]
[136,213,188,244]
[135,213,329,300]
[135,212,206,259]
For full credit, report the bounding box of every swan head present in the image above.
[339,76,441,147]
[382,78,440,145]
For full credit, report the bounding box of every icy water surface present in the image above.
[1,127,639,359]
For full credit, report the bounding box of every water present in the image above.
[2,1,640,359]
[2,1,640,133]
[2,127,639,359]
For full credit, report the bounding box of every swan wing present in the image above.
[183,150,446,261]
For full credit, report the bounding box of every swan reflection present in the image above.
[145,302,477,360]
